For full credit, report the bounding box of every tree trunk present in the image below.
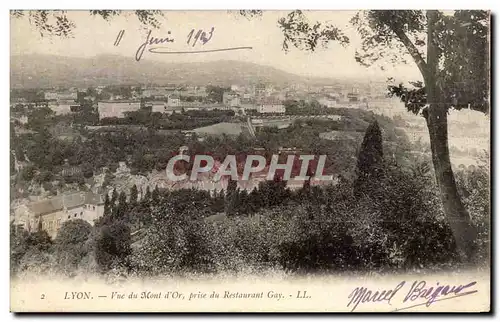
[425,10,477,261]
[425,105,477,261]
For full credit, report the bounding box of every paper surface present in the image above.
[9,10,491,313]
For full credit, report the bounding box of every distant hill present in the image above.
[10,54,345,89]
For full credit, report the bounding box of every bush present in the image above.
[130,205,213,276]
[53,219,93,274]
[93,221,132,273]
[11,155,489,277]
[455,152,490,264]
[13,229,55,275]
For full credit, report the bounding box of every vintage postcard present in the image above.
[9,10,491,312]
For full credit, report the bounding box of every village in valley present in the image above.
[7,11,491,314]
[10,77,488,240]
[9,80,378,237]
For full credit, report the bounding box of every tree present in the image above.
[104,193,111,216]
[132,204,213,274]
[10,151,15,173]
[10,223,29,274]
[93,221,132,272]
[15,145,25,162]
[130,185,139,206]
[354,121,384,199]
[224,178,238,216]
[81,162,94,179]
[20,165,36,182]
[115,191,128,219]
[111,188,118,208]
[206,85,229,103]
[143,186,152,203]
[53,219,92,272]
[152,185,160,204]
[351,10,489,260]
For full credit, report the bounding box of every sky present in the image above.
[10,10,423,82]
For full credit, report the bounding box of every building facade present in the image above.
[167,95,181,107]
[150,101,167,113]
[44,90,78,101]
[257,100,285,114]
[13,191,105,239]
[98,100,141,119]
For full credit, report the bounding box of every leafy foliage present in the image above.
[93,221,132,272]
[53,219,92,273]
[354,121,384,198]
[353,10,489,114]
[11,10,163,38]
[278,10,349,52]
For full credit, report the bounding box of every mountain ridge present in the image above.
[10,54,367,89]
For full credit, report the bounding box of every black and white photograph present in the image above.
[8,9,491,312]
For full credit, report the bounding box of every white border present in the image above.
[2,1,498,321]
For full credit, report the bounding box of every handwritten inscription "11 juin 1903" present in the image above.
[135,27,215,61]
[133,27,251,61]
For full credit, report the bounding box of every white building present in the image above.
[150,101,167,113]
[257,100,285,114]
[167,95,181,107]
[13,191,105,239]
[44,90,78,101]
[327,115,342,121]
[98,100,141,119]
[223,91,241,108]
[142,88,170,99]
[49,100,80,115]
[319,98,338,108]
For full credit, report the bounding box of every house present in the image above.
[223,91,241,108]
[327,115,342,121]
[142,87,171,99]
[49,100,80,115]
[13,191,105,238]
[23,101,49,109]
[318,97,338,108]
[98,100,141,119]
[255,83,273,97]
[257,99,285,114]
[44,90,78,101]
[167,94,181,107]
[241,101,257,111]
[11,114,28,125]
[150,101,167,113]
[61,159,82,178]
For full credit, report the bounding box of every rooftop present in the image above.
[27,192,104,217]
[98,100,141,104]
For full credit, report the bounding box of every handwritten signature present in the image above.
[347,280,478,312]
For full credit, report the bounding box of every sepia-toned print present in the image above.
[9,10,490,313]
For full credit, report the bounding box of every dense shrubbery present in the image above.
[100,109,235,130]
[455,152,490,263]
[10,159,489,278]
[10,117,489,278]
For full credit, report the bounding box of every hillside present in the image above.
[10,54,340,88]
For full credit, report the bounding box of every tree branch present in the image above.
[391,27,429,83]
